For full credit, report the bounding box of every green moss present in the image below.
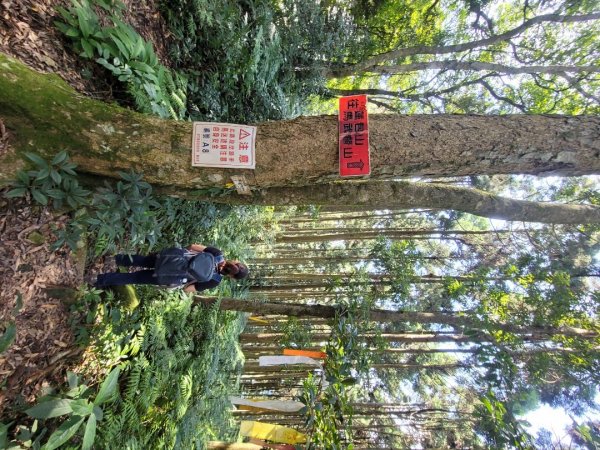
[0,54,106,156]
[0,53,221,190]
[0,53,158,175]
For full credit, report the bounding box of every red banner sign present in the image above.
[339,95,370,177]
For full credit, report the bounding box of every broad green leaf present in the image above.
[0,421,11,448]
[31,189,48,205]
[66,27,80,37]
[46,189,65,200]
[67,196,78,209]
[70,399,93,416]
[81,413,96,450]
[67,371,79,389]
[54,21,71,35]
[35,167,50,181]
[94,367,120,405]
[16,170,31,185]
[77,9,91,39]
[92,405,103,421]
[51,151,68,166]
[16,425,31,442]
[42,415,84,450]
[81,39,94,58]
[4,187,27,198]
[96,57,109,66]
[129,61,153,73]
[24,152,47,167]
[0,322,16,353]
[26,399,73,419]
[110,35,129,60]
[62,166,77,176]
[50,170,61,185]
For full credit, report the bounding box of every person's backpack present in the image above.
[154,248,224,286]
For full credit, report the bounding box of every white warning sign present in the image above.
[192,122,256,169]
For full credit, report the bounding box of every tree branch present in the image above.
[479,79,528,113]
[328,12,600,78]
[368,61,600,76]
[559,73,600,104]
[328,75,496,100]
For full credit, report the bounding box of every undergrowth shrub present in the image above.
[56,0,187,119]
[3,152,160,253]
[154,199,276,260]
[4,151,275,257]
[4,151,89,210]
[77,288,245,449]
[161,0,355,122]
[86,171,162,255]
[75,198,275,448]
[2,286,246,449]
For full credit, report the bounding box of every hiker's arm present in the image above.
[187,244,206,252]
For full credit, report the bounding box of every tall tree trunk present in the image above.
[239,332,548,344]
[196,297,596,338]
[2,53,600,189]
[278,210,429,225]
[183,181,600,224]
[337,61,600,77]
[275,229,509,243]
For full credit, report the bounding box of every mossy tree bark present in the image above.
[1,53,600,190]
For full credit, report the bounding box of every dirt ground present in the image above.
[0,195,83,416]
[0,0,171,415]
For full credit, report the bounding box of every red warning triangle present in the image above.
[239,128,251,140]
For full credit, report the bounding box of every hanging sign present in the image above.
[248,316,270,325]
[283,349,327,359]
[259,355,321,367]
[339,95,370,177]
[192,122,256,169]
[229,396,305,413]
[239,421,307,444]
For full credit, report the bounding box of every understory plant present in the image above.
[56,0,187,119]
[0,294,21,356]
[85,171,162,255]
[4,151,89,209]
[1,289,245,450]
[161,0,354,122]
[22,368,119,450]
[3,152,276,448]
[2,143,279,448]
[90,290,245,448]
[63,279,248,448]
[3,152,162,254]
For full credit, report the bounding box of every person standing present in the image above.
[92,243,249,292]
